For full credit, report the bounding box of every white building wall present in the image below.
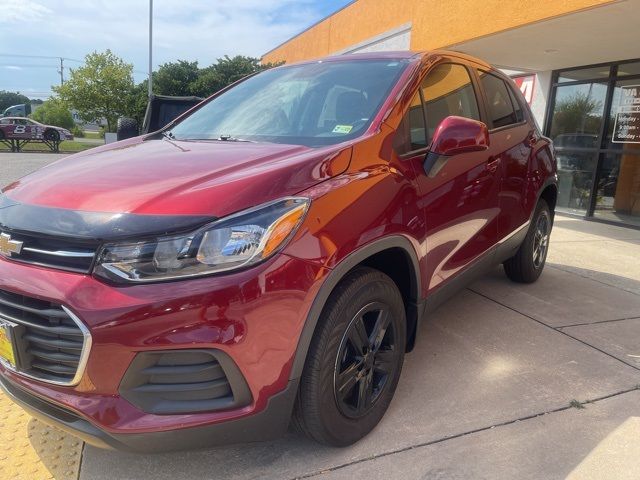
[334,23,412,55]
[530,70,553,131]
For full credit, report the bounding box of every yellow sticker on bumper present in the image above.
[0,324,16,367]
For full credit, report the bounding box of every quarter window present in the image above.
[394,92,427,154]
[507,86,525,123]
[421,63,480,141]
[479,71,519,128]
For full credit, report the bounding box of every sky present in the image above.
[0,0,353,99]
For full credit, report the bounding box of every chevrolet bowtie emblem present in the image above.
[0,233,23,257]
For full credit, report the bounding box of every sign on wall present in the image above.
[512,74,535,105]
[612,85,640,144]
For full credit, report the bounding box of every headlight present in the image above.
[94,197,309,283]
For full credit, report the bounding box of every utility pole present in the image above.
[148,0,153,98]
[58,57,64,85]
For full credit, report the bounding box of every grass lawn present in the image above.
[0,140,98,154]
[82,131,102,140]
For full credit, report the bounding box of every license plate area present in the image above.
[0,319,18,368]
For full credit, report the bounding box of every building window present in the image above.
[546,59,640,228]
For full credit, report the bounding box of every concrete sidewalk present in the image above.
[1,154,640,479]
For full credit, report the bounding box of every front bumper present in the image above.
[0,373,298,452]
[0,253,327,450]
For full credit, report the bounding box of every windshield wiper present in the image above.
[162,131,176,140]
[216,135,255,143]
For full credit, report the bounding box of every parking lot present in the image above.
[1,153,640,480]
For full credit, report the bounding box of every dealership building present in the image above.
[263,0,640,228]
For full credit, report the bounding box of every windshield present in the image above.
[169,59,409,147]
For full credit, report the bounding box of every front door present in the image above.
[407,62,501,292]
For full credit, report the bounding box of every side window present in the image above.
[507,85,525,122]
[421,63,480,141]
[479,71,519,128]
[394,91,427,154]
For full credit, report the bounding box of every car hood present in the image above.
[2,137,352,217]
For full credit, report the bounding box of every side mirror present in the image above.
[424,116,489,177]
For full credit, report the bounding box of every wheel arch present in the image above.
[44,128,59,139]
[289,236,422,381]
[538,182,558,220]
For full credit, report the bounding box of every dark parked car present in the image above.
[0,51,557,452]
[116,94,203,140]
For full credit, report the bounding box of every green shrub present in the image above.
[71,125,85,137]
[31,98,74,129]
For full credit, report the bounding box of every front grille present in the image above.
[0,228,97,273]
[120,350,252,414]
[0,288,91,385]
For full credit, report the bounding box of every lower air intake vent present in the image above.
[119,350,252,414]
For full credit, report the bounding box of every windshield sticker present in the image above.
[332,125,353,134]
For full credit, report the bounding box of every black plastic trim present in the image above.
[423,245,498,314]
[0,193,214,241]
[535,177,559,220]
[289,235,422,380]
[0,372,297,452]
[119,349,252,415]
[0,374,118,450]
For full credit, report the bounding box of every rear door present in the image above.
[404,62,501,292]
[476,69,537,239]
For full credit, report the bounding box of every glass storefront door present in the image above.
[546,60,640,227]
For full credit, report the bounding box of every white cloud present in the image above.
[0,0,52,24]
[1,0,319,62]
[0,0,343,95]
[4,65,23,70]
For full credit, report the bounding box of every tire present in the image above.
[503,199,552,283]
[293,267,406,446]
[117,117,139,141]
[44,129,60,141]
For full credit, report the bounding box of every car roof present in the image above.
[277,49,492,70]
[278,50,421,68]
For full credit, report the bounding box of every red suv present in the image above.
[0,51,557,451]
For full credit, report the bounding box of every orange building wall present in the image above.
[262,0,614,64]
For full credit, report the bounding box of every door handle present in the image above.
[486,157,501,173]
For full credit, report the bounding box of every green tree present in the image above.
[191,56,283,97]
[31,98,74,129]
[0,91,31,112]
[152,60,200,96]
[53,50,134,132]
[551,92,602,138]
[126,81,150,126]
[124,55,284,124]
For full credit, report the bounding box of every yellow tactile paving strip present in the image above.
[0,390,83,480]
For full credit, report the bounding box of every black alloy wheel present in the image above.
[293,267,406,446]
[503,199,552,283]
[334,301,397,418]
[532,212,550,269]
